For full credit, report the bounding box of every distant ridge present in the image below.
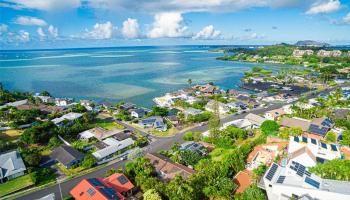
[295,40,330,47]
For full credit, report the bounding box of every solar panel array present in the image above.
[330,144,338,151]
[308,124,328,136]
[321,118,333,127]
[88,178,105,187]
[320,142,327,149]
[276,176,286,183]
[304,171,311,177]
[265,163,278,181]
[311,138,317,145]
[117,175,129,185]
[305,176,320,189]
[302,137,307,143]
[294,136,300,142]
[290,161,308,177]
[99,188,120,200]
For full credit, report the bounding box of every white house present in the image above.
[0,150,26,183]
[51,112,83,127]
[288,136,342,167]
[205,100,230,114]
[264,108,286,120]
[55,98,74,106]
[92,138,134,164]
[262,161,350,200]
[183,108,203,117]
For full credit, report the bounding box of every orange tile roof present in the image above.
[70,175,128,200]
[104,173,134,193]
[233,170,252,193]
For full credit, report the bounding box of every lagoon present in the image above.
[0,46,290,107]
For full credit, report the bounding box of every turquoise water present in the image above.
[0,46,289,107]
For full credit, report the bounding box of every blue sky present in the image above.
[0,0,350,49]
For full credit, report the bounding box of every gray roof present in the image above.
[0,150,26,179]
[51,145,84,166]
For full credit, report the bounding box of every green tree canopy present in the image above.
[261,120,280,135]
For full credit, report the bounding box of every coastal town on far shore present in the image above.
[1,43,350,200]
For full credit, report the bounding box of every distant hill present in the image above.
[295,40,330,47]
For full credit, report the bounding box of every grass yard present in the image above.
[57,164,85,176]
[149,127,179,137]
[0,129,23,141]
[93,119,124,130]
[0,174,34,197]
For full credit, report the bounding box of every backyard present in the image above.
[0,174,34,197]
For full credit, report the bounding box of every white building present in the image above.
[262,161,350,200]
[183,108,203,117]
[205,100,230,114]
[288,136,342,167]
[51,112,83,127]
[264,108,286,120]
[55,98,74,107]
[222,113,267,130]
[92,138,134,164]
[293,49,314,58]
[0,150,26,183]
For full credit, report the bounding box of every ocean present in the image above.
[0,46,291,107]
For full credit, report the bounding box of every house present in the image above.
[226,101,248,110]
[130,108,146,118]
[223,119,253,129]
[244,113,267,127]
[205,100,230,114]
[78,127,126,141]
[80,100,95,111]
[139,116,167,132]
[307,117,334,139]
[92,138,134,164]
[70,174,134,200]
[51,112,83,127]
[180,141,207,156]
[51,145,85,168]
[261,161,350,200]
[55,98,74,106]
[145,153,195,181]
[246,142,287,170]
[317,50,342,57]
[36,96,54,103]
[280,117,311,132]
[233,170,253,194]
[0,150,26,183]
[198,84,216,95]
[264,108,286,120]
[183,108,203,117]
[120,102,136,111]
[0,99,28,109]
[293,49,314,57]
[288,136,342,167]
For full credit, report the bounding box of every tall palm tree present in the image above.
[187,78,192,87]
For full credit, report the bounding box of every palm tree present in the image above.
[187,78,192,87]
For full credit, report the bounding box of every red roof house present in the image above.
[70,173,134,200]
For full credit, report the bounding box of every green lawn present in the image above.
[0,174,34,197]
[93,119,124,130]
[149,127,179,137]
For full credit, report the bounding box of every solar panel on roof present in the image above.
[87,188,95,196]
[305,177,320,189]
[309,124,328,136]
[311,138,317,145]
[305,171,311,177]
[297,165,306,177]
[117,175,128,185]
[330,144,338,151]
[99,188,119,199]
[302,137,307,143]
[294,136,300,142]
[276,176,285,183]
[320,142,327,149]
[265,163,278,181]
[88,178,105,187]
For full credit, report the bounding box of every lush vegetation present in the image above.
[309,159,350,181]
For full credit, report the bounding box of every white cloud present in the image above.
[48,25,58,37]
[17,30,30,42]
[3,0,81,11]
[306,0,341,15]
[14,16,47,26]
[0,24,8,33]
[85,21,115,39]
[122,18,140,39]
[343,13,350,24]
[193,25,221,40]
[37,27,46,40]
[147,12,189,38]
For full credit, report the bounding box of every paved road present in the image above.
[12,84,346,200]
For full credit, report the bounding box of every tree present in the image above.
[183,132,194,141]
[144,189,162,200]
[178,150,202,167]
[40,91,51,97]
[209,99,220,138]
[309,159,350,181]
[325,131,336,143]
[260,120,280,135]
[187,79,192,87]
[82,154,96,168]
[128,148,144,160]
[341,130,350,146]
[166,176,195,200]
[23,151,41,167]
[235,185,266,200]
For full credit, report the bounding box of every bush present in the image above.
[183,132,194,141]
[82,154,96,168]
[261,120,280,135]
